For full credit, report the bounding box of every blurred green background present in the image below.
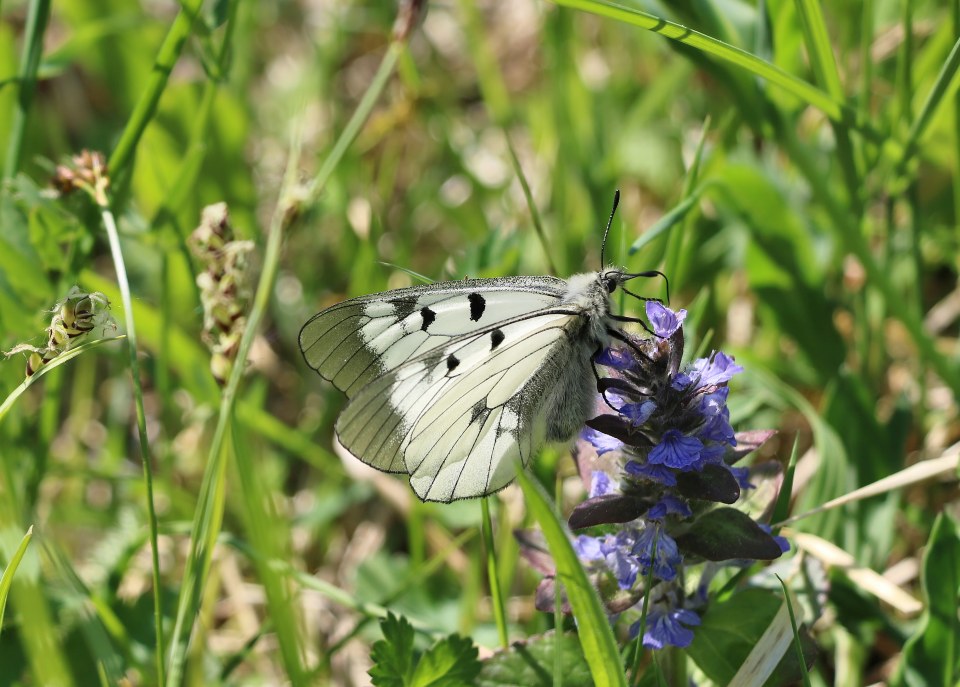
[0,0,958,684]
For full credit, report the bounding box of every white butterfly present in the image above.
[299,194,662,502]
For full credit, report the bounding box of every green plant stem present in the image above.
[166,34,405,685]
[100,206,165,685]
[2,0,51,180]
[108,0,204,177]
[305,42,401,203]
[481,497,509,649]
[793,0,861,213]
[894,36,960,178]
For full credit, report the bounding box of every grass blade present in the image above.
[546,0,870,135]
[515,469,626,687]
[0,525,33,636]
[0,336,125,423]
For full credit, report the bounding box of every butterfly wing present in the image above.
[299,276,567,398]
[335,308,596,501]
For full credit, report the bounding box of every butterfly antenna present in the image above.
[599,189,621,268]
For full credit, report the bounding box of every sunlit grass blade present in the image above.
[630,183,709,256]
[546,0,871,135]
[515,469,627,687]
[776,450,960,528]
[776,577,812,687]
[0,336,125,423]
[0,525,33,636]
[787,530,922,616]
[727,598,794,686]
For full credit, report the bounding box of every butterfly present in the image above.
[299,192,665,502]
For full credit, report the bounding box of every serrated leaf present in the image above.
[675,507,783,561]
[411,633,480,687]
[478,632,593,687]
[369,613,416,687]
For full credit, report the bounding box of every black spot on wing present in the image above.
[468,293,486,321]
[490,328,504,350]
[420,306,436,331]
[446,354,460,372]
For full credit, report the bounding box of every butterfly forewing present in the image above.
[299,277,567,398]
[335,309,581,501]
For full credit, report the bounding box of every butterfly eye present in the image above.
[605,277,618,294]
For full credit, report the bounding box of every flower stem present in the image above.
[481,497,509,649]
[100,205,165,685]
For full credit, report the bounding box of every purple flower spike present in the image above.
[635,607,702,649]
[645,302,687,338]
[648,430,704,470]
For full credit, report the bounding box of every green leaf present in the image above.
[478,632,593,687]
[896,513,960,687]
[412,632,480,687]
[688,589,816,686]
[675,507,783,562]
[369,612,481,687]
[515,470,627,687]
[370,613,416,687]
[0,525,33,636]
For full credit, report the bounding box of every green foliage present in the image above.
[687,588,816,686]
[0,0,955,683]
[369,613,481,687]
[478,632,593,687]
[895,514,960,687]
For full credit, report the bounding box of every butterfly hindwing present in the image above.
[335,308,586,501]
[298,277,567,398]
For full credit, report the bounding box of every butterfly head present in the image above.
[600,268,630,294]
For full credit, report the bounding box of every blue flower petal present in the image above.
[645,301,687,338]
[648,430,704,469]
[581,426,624,455]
